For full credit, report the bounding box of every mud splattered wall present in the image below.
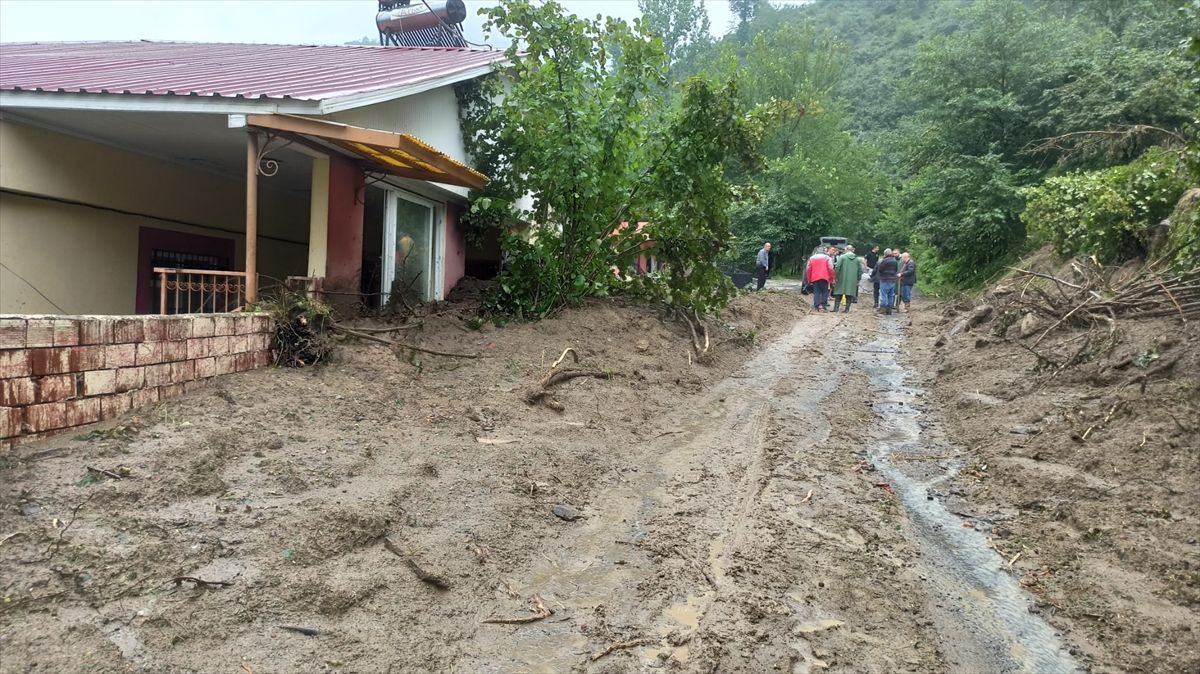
[0,314,273,450]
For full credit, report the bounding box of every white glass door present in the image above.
[382,191,442,303]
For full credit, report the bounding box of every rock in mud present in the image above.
[949,304,994,336]
[1018,313,1043,338]
[552,504,581,521]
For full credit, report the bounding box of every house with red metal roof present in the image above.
[0,41,507,315]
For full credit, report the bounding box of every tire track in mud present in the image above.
[457,308,1074,673]
[453,316,841,672]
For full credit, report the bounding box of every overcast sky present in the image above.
[0,1,739,46]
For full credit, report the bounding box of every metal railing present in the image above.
[155,267,249,314]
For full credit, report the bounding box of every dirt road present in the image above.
[1,296,1083,672]
[455,311,1074,673]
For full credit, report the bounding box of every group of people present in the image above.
[863,245,917,315]
[801,243,866,313]
[766,242,915,315]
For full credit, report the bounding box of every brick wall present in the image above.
[0,314,273,450]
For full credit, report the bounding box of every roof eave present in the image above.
[0,90,323,115]
[317,61,503,114]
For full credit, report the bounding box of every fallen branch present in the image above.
[86,466,124,480]
[540,369,612,389]
[525,350,615,411]
[45,493,95,559]
[482,594,553,624]
[341,322,422,334]
[1160,282,1187,324]
[384,537,451,590]
[591,637,656,662]
[800,490,813,504]
[0,531,30,547]
[280,625,321,636]
[168,576,234,589]
[332,325,479,359]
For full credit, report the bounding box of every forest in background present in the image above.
[674,0,1198,286]
[460,0,1198,321]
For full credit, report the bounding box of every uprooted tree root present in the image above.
[524,348,614,412]
[260,291,336,367]
[674,308,712,361]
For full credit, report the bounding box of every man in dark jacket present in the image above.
[899,252,917,311]
[873,249,900,315]
[865,245,881,307]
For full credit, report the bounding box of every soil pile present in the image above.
[0,291,806,673]
[906,251,1200,672]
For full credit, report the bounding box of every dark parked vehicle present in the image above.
[801,236,849,294]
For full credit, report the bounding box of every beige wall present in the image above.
[0,119,309,314]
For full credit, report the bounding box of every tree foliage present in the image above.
[464,0,755,318]
[637,0,710,65]
[1023,147,1191,264]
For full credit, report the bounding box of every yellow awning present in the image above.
[246,113,489,189]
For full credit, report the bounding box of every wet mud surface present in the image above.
[0,293,1109,672]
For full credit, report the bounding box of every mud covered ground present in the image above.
[0,277,1194,673]
[904,272,1200,673]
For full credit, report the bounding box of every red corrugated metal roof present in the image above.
[0,41,505,101]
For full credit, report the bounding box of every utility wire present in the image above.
[0,261,68,313]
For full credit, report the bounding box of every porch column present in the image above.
[307,155,330,278]
[244,131,259,304]
[324,155,364,311]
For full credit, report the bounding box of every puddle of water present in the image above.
[856,322,1078,674]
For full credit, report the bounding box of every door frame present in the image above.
[135,227,236,314]
[381,190,445,303]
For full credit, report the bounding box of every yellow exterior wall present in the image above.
[0,119,309,314]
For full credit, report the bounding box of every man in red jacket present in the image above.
[805,247,836,312]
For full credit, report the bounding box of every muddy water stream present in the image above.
[856,319,1078,674]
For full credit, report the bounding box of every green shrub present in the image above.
[1022,147,1189,264]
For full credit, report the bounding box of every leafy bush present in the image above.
[482,232,616,319]
[1022,147,1189,264]
[894,152,1028,286]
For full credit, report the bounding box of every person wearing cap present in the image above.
[898,252,917,311]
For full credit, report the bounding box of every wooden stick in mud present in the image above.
[383,537,451,590]
[482,594,553,624]
[591,637,656,661]
[331,325,479,359]
[673,546,718,590]
[45,493,95,559]
[550,347,579,369]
